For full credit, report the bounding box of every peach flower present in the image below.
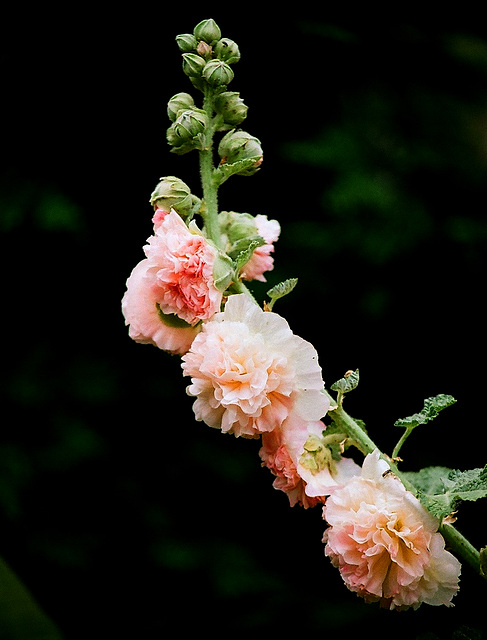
[323,450,461,610]
[260,414,360,507]
[240,214,280,282]
[122,258,200,355]
[143,210,222,326]
[181,293,330,438]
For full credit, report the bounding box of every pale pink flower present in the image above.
[260,414,360,507]
[323,450,461,610]
[181,293,329,438]
[121,259,200,355]
[152,207,170,230]
[143,210,222,325]
[240,215,280,282]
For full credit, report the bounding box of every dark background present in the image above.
[1,8,486,639]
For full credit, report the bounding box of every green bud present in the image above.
[214,91,248,126]
[149,176,199,218]
[176,33,198,53]
[193,18,221,45]
[218,129,263,175]
[167,92,195,122]
[181,53,206,79]
[214,38,240,64]
[219,211,258,244]
[166,108,208,154]
[202,59,234,87]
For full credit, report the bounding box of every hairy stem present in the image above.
[199,89,221,248]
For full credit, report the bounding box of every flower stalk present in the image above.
[198,88,221,248]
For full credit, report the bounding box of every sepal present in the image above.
[212,250,235,292]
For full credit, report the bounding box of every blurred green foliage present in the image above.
[1,12,486,640]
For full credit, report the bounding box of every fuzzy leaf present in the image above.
[267,278,298,301]
[266,278,298,310]
[394,394,456,429]
[403,465,487,520]
[331,369,360,394]
[230,235,265,270]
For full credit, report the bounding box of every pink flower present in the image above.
[152,207,170,230]
[181,293,330,438]
[240,215,280,282]
[323,450,461,610]
[121,259,201,355]
[143,210,222,326]
[260,414,360,508]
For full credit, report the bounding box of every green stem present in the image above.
[392,426,413,460]
[325,390,485,579]
[440,523,482,577]
[199,88,221,248]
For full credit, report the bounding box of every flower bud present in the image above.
[218,129,263,175]
[181,53,206,79]
[176,33,198,53]
[214,38,240,64]
[167,92,195,122]
[196,40,213,59]
[202,59,234,87]
[193,18,221,45]
[166,108,208,154]
[219,211,258,244]
[214,91,248,126]
[149,176,198,219]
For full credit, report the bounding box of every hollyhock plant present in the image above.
[181,294,330,438]
[122,19,487,619]
[323,450,461,610]
[260,414,361,507]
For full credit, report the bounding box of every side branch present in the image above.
[325,391,485,580]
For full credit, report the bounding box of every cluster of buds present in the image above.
[166,18,263,175]
[176,18,240,90]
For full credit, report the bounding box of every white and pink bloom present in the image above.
[323,450,461,610]
[122,210,222,355]
[181,293,329,438]
[240,214,280,282]
[260,414,360,508]
[121,258,200,354]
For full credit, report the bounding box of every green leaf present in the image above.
[394,394,456,429]
[403,465,487,520]
[331,369,360,394]
[156,304,195,328]
[230,235,266,270]
[266,278,298,310]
